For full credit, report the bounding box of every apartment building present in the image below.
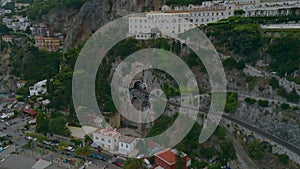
[34,36,61,52]
[128,1,234,39]
[93,128,121,151]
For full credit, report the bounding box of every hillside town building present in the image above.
[93,128,121,151]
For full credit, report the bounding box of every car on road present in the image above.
[90,154,108,161]
[112,161,123,168]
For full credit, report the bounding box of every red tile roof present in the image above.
[4,98,16,102]
[155,148,176,165]
[23,109,39,116]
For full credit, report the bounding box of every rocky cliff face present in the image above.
[64,0,166,50]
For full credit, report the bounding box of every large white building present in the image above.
[128,1,234,39]
[118,136,137,156]
[93,128,121,151]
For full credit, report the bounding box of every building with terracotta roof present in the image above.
[154,148,191,169]
[23,109,39,118]
[93,128,121,151]
[17,80,26,88]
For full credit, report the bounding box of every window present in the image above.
[96,137,99,140]
[126,145,128,148]
[121,143,123,147]
[108,140,111,143]
[101,138,105,141]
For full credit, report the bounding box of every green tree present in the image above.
[220,141,236,160]
[36,112,49,134]
[123,158,146,169]
[280,103,289,110]
[48,116,70,137]
[286,88,299,103]
[258,100,269,107]
[223,58,237,70]
[269,77,279,90]
[225,92,238,113]
[75,146,92,159]
[278,154,289,165]
[37,135,47,143]
[268,36,300,76]
[247,139,264,160]
[71,138,83,147]
[0,23,11,35]
[245,97,256,105]
[58,142,69,150]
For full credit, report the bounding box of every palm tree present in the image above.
[75,146,92,160]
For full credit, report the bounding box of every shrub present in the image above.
[280,103,289,110]
[245,97,256,105]
[258,100,269,107]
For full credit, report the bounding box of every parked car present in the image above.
[64,146,75,152]
[112,161,123,168]
[43,140,52,145]
[90,154,108,161]
[25,136,37,141]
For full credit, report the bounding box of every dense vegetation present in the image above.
[206,16,300,83]
[10,45,60,82]
[224,92,238,113]
[36,111,71,136]
[267,36,300,76]
[27,0,87,20]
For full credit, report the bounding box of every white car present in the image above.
[43,141,52,145]
[26,136,37,141]
[64,146,75,152]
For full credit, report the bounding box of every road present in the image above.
[167,100,300,156]
[224,114,300,156]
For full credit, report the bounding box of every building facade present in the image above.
[118,136,137,156]
[93,128,121,151]
[34,36,61,52]
[128,1,234,39]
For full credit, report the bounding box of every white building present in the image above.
[29,80,47,96]
[118,136,137,156]
[244,4,300,17]
[128,2,234,39]
[93,128,121,151]
[2,16,31,32]
[17,80,26,88]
